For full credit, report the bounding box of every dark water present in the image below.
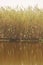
[0,42,43,65]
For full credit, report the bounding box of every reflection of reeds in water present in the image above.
[0,42,43,65]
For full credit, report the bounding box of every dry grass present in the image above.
[0,7,43,40]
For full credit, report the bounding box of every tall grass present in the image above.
[0,7,43,40]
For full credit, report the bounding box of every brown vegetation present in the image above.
[0,7,43,41]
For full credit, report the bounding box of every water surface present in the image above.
[0,42,43,65]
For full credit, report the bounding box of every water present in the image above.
[0,42,43,65]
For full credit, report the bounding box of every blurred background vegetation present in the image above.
[0,7,43,41]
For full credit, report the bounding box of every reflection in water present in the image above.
[0,42,43,65]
